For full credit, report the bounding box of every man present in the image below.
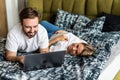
[41,21,95,56]
[5,7,49,64]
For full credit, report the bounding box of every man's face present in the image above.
[67,43,84,56]
[22,17,39,38]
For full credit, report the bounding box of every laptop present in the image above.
[23,51,66,72]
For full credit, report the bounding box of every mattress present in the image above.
[98,39,120,80]
[0,31,120,80]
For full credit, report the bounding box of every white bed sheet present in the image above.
[98,39,120,80]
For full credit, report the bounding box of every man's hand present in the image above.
[40,48,49,53]
[6,50,25,64]
[18,56,25,64]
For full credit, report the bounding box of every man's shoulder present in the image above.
[10,23,21,32]
[8,23,22,36]
[38,24,47,32]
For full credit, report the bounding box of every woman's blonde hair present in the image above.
[80,43,95,56]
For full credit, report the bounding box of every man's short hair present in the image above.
[19,7,41,24]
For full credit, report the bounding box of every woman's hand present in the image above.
[55,30,66,34]
[49,34,68,46]
[57,35,68,41]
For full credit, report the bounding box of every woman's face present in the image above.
[67,43,84,56]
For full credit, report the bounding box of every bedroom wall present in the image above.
[0,0,7,37]
[5,0,26,31]
[18,0,26,12]
[5,0,19,31]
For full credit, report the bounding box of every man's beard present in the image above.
[25,31,37,38]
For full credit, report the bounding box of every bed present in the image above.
[0,0,120,80]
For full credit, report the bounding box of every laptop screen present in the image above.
[23,50,66,72]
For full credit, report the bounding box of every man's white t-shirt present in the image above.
[5,23,49,52]
[50,32,87,52]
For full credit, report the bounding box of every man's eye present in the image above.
[24,26,30,28]
[34,25,38,28]
[26,27,30,28]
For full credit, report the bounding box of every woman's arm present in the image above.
[49,35,68,46]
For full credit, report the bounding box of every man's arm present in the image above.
[39,48,49,53]
[6,50,24,64]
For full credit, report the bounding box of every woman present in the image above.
[41,21,95,56]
